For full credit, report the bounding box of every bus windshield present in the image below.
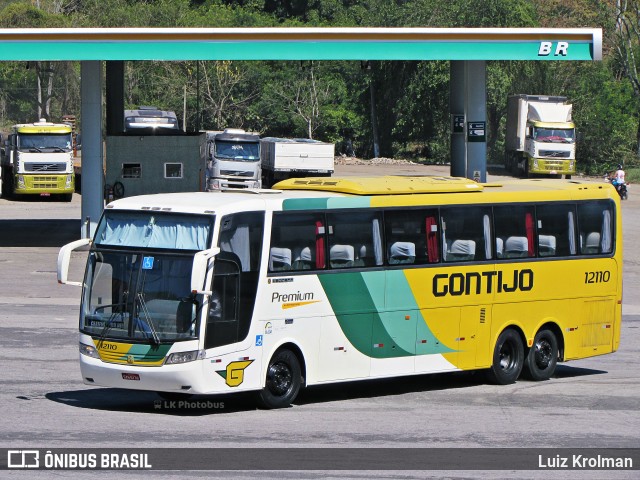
[83,211,214,342]
[95,211,212,250]
[82,250,198,342]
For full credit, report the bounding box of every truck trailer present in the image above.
[505,94,576,178]
[260,137,334,188]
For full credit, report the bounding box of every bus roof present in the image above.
[274,176,483,195]
[104,177,617,216]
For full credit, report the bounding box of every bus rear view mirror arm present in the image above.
[57,238,91,286]
[191,247,220,295]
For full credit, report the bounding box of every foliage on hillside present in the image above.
[0,0,638,174]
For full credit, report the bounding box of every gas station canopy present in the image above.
[0,27,601,61]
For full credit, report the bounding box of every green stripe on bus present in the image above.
[282,196,372,211]
[319,270,455,358]
[127,343,171,361]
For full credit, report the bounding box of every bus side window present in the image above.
[327,210,383,269]
[384,209,438,265]
[577,201,614,255]
[494,205,535,260]
[270,212,326,272]
[535,204,577,257]
[441,206,490,262]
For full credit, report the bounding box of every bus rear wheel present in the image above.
[486,329,524,385]
[524,329,558,381]
[258,349,302,409]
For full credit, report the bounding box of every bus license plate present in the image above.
[122,373,140,381]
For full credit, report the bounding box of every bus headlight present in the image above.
[250,180,261,189]
[65,174,73,188]
[79,342,100,359]
[17,175,26,188]
[165,350,205,365]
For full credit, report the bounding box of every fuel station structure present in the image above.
[0,27,602,237]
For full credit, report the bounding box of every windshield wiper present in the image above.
[96,310,125,346]
[135,293,161,345]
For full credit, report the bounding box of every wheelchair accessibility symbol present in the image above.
[142,257,154,270]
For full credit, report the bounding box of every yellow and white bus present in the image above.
[57,176,622,408]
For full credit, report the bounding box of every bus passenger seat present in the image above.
[269,247,292,271]
[504,236,528,258]
[496,237,504,258]
[329,244,354,268]
[583,232,601,254]
[448,239,476,261]
[389,241,416,264]
[538,235,556,256]
[292,246,315,270]
[354,245,369,267]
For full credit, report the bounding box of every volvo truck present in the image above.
[505,94,576,178]
[1,119,75,201]
[206,129,261,191]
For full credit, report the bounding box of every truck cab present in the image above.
[206,129,261,191]
[524,119,576,177]
[1,119,75,201]
[505,94,576,178]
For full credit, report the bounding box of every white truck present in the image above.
[505,94,576,178]
[206,128,261,191]
[1,119,75,201]
[260,137,334,187]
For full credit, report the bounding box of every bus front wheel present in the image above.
[486,329,524,385]
[524,329,558,381]
[258,349,302,409]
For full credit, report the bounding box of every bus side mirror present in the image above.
[191,247,220,295]
[57,238,91,286]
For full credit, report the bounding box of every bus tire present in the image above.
[524,328,558,381]
[486,329,524,385]
[258,349,302,409]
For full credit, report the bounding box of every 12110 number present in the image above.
[584,271,610,284]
